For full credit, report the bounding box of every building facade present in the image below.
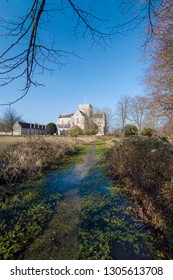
[13,122,46,135]
[57,104,106,135]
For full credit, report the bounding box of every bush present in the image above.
[69,126,83,137]
[46,123,57,135]
[108,136,173,192]
[109,129,121,137]
[141,127,154,137]
[107,135,173,250]
[122,124,138,137]
[84,118,98,135]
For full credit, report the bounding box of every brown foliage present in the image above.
[0,136,77,191]
[107,136,173,238]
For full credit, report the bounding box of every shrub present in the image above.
[84,118,98,135]
[107,135,173,250]
[122,124,138,137]
[69,126,83,137]
[141,127,154,137]
[109,129,121,137]
[46,123,57,135]
[108,135,173,191]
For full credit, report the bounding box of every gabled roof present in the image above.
[59,113,74,118]
[17,122,46,130]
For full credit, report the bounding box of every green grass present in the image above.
[78,185,166,260]
[0,183,61,259]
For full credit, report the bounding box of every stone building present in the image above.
[57,104,106,135]
[13,122,46,135]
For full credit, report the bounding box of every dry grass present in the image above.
[0,135,98,192]
[0,136,27,144]
[0,135,114,144]
[0,135,113,192]
[0,135,96,144]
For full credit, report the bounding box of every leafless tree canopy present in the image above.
[127,96,150,132]
[145,0,173,91]
[115,95,129,130]
[0,107,22,134]
[145,0,173,132]
[0,0,169,105]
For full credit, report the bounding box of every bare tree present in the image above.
[142,106,162,130]
[94,107,116,133]
[128,96,150,133]
[116,95,129,131]
[145,1,173,102]
[0,0,169,105]
[1,108,22,135]
[148,94,173,134]
[116,95,164,132]
[143,0,173,136]
[0,0,114,105]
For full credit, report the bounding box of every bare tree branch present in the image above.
[0,0,116,105]
[0,0,170,105]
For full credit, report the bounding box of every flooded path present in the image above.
[0,142,166,260]
[23,143,165,260]
[23,145,97,259]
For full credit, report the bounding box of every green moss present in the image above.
[78,178,166,260]
[0,180,61,260]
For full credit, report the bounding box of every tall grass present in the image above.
[0,135,111,192]
[0,136,81,191]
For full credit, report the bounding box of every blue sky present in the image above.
[0,0,146,125]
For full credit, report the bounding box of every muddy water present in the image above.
[23,144,165,260]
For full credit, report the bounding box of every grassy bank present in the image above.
[0,136,101,193]
[107,136,173,258]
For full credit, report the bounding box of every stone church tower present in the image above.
[57,103,106,135]
[78,104,93,117]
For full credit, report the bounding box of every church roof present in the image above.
[59,113,74,118]
[17,122,46,129]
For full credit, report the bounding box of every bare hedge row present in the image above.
[107,136,173,257]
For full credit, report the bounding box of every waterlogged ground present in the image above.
[0,141,166,259]
[23,145,97,260]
